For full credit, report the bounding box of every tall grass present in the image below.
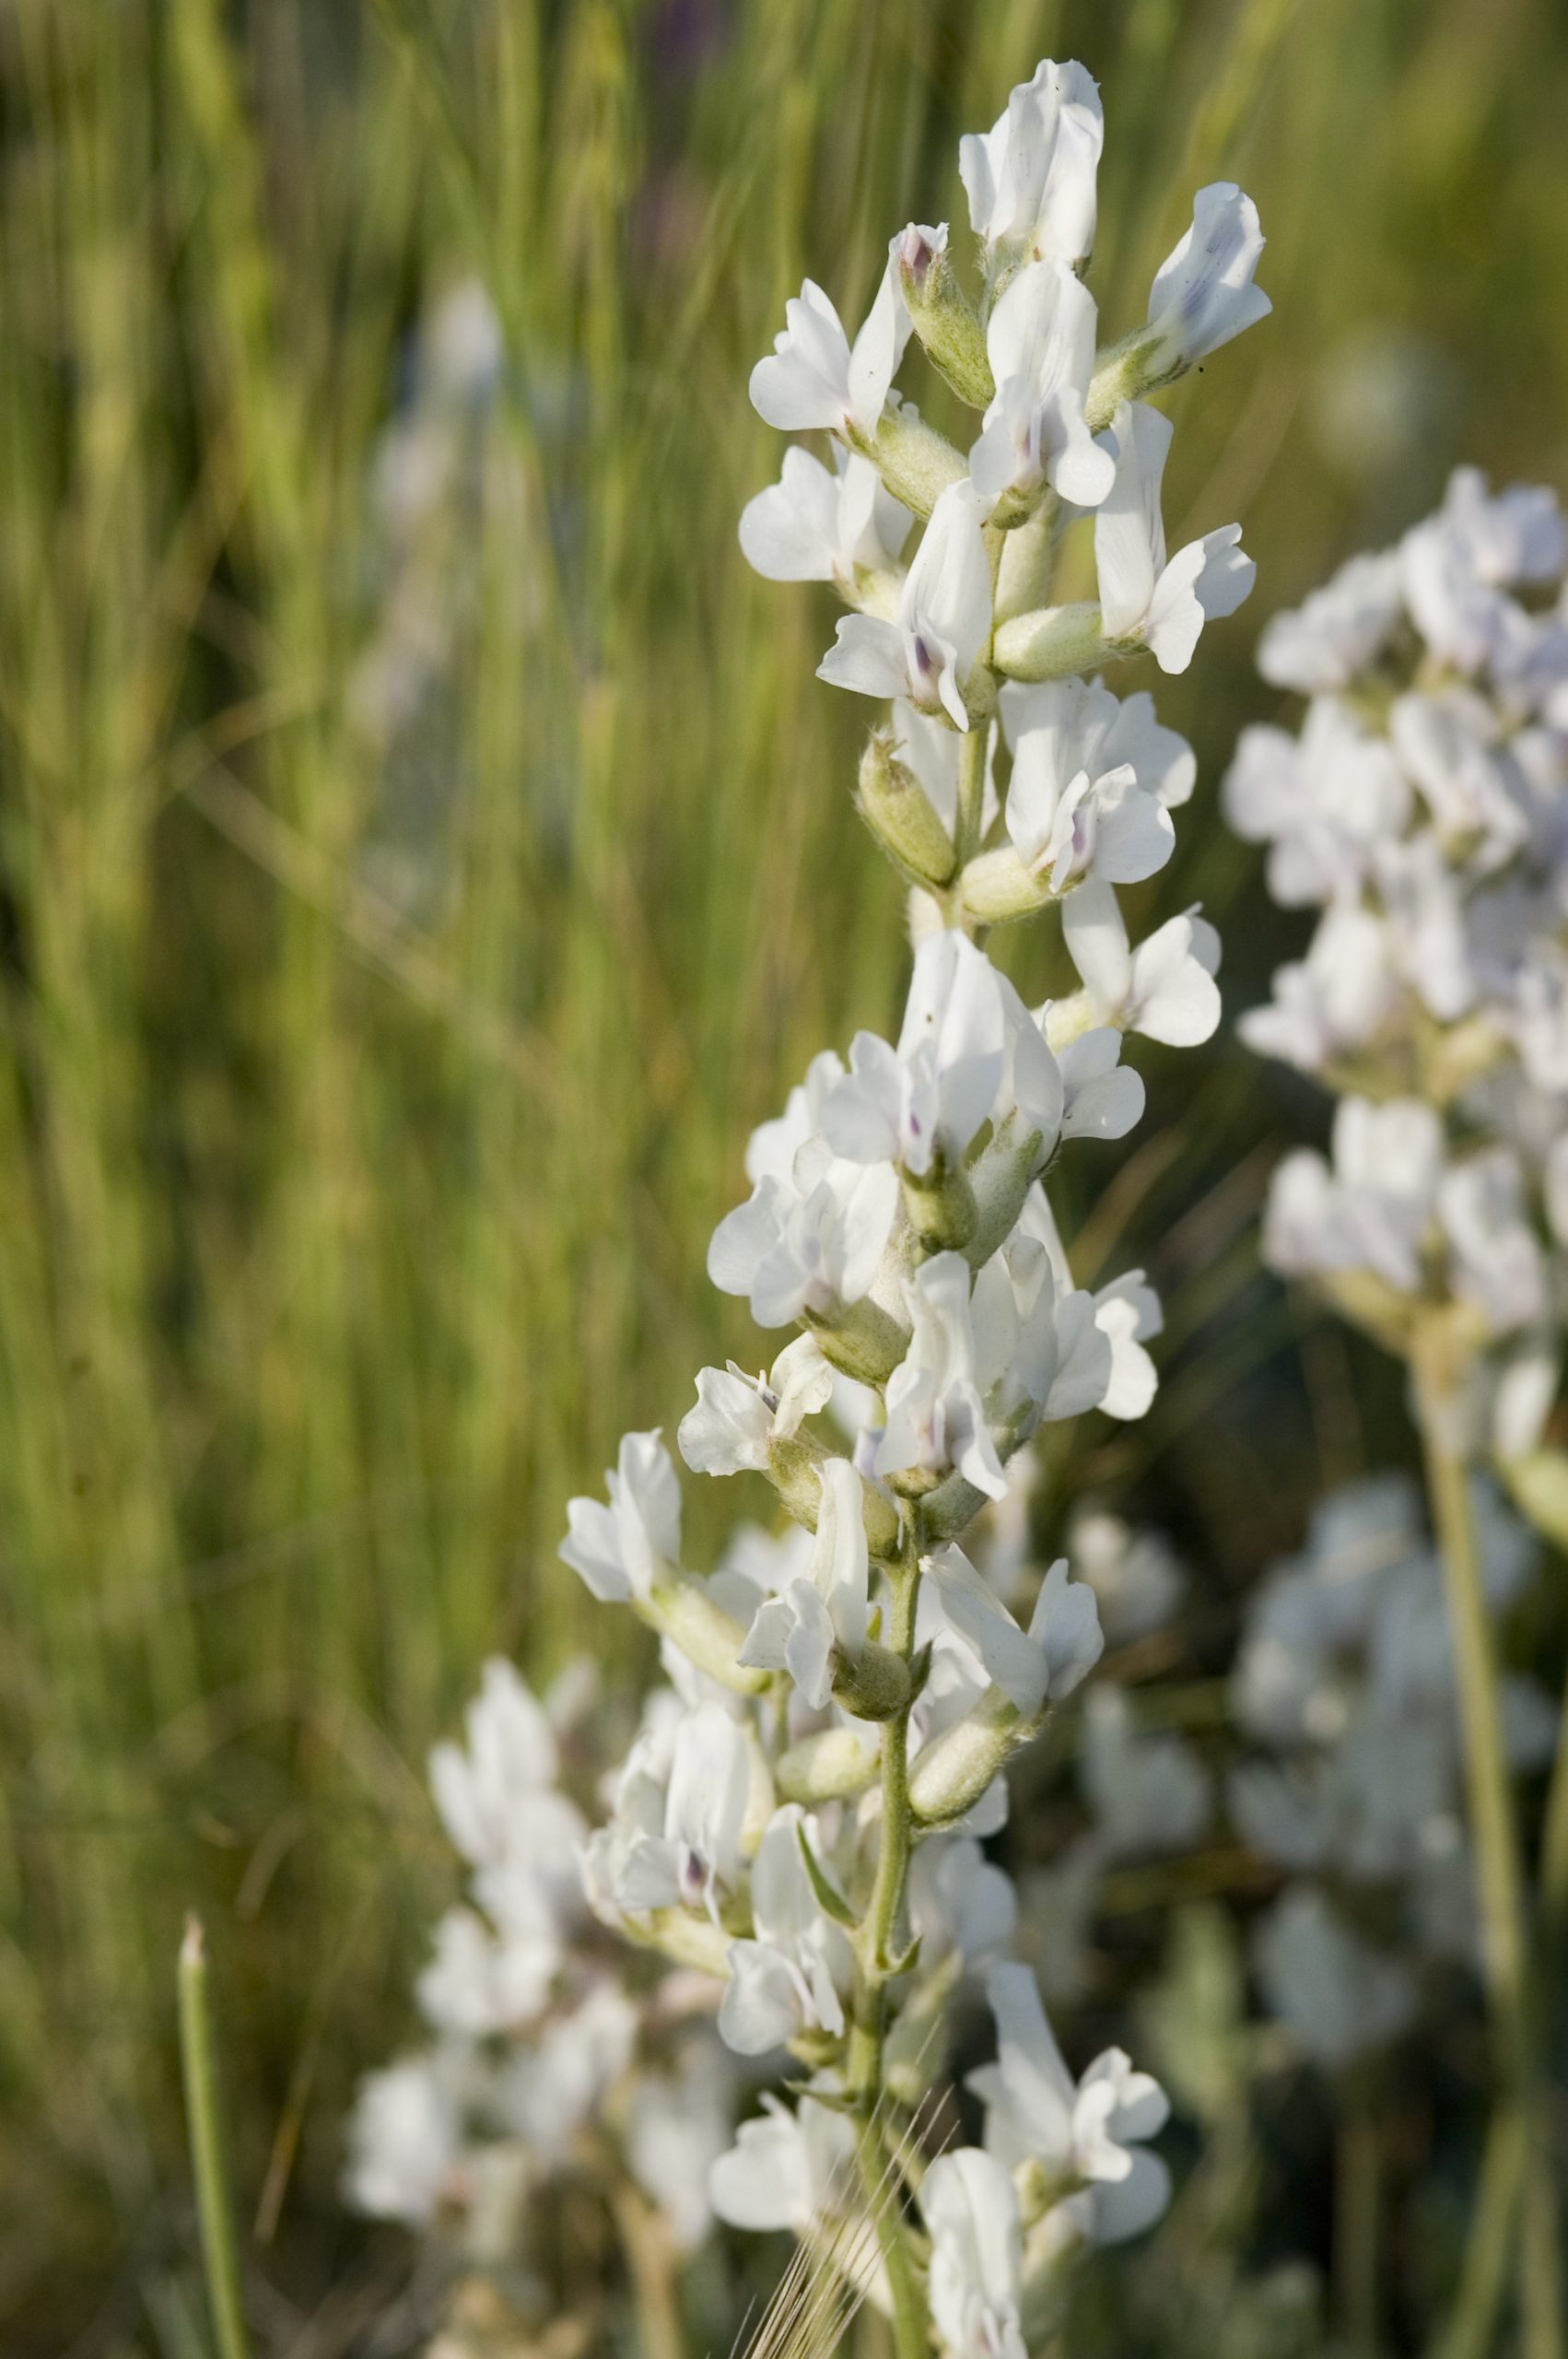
[1,0,1565,2345]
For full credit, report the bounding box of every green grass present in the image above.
[1,0,1566,2347]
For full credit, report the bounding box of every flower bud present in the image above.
[857,730,956,890]
[768,1427,902,1560]
[992,599,1113,683]
[776,1725,880,1805]
[859,408,969,521]
[908,1689,1029,1825]
[646,1579,772,1696]
[806,1295,910,1386]
[895,222,995,412]
[900,1148,978,1253]
[832,1640,913,1722]
[959,847,1046,924]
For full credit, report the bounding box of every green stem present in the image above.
[178,1917,254,2359]
[1537,1640,1568,1956]
[1414,1350,1562,2359]
[845,1532,928,2359]
[1433,2108,1524,2359]
[1335,2098,1381,2354]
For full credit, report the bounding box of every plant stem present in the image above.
[1413,1347,1562,2359]
[609,2177,685,2359]
[178,1918,254,2359]
[1335,2098,1381,2355]
[1433,2107,1524,2359]
[846,1532,928,2359]
[953,722,989,869]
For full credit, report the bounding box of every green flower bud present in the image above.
[858,408,969,520]
[768,1426,902,1560]
[645,1579,771,1696]
[776,1725,880,1805]
[959,847,1047,924]
[832,1639,912,1721]
[857,729,956,890]
[806,1294,910,1386]
[895,223,995,411]
[900,1146,978,1252]
[992,600,1115,684]
[909,1688,1031,1825]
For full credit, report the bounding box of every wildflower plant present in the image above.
[1227,475,1568,2350]
[351,57,1269,2356]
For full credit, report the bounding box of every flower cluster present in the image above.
[1227,1476,1554,2071]
[530,59,1267,2354]
[1226,470,1568,1477]
[345,1659,738,2297]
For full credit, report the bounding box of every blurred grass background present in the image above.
[2,0,1567,2348]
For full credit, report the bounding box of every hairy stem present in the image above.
[1414,1345,1562,2359]
[846,1528,928,2359]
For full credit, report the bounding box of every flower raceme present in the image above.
[351,53,1266,2359]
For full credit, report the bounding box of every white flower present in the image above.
[625,2033,736,2252]
[560,1429,682,1604]
[1372,831,1475,1021]
[709,2090,857,2233]
[877,1253,1010,1499]
[585,1701,752,1921]
[1254,1887,1418,2070]
[970,1961,1172,2243]
[1264,1096,1444,1294]
[677,1335,835,1476]
[1223,698,1412,906]
[344,2049,471,2226]
[496,1978,639,2165]
[924,1548,1103,1718]
[959,57,1104,268]
[739,446,912,591]
[820,480,993,729]
[1389,688,1528,869]
[720,1805,851,2053]
[1236,899,1397,1074]
[1068,1508,1184,1643]
[1095,401,1254,673]
[1005,677,1176,892]
[427,1658,588,1890]
[1080,1689,1211,1858]
[1051,1025,1147,1140]
[749,271,909,440]
[416,1901,562,2036]
[970,260,1116,513]
[922,2147,1027,2359]
[1142,182,1270,371]
[1001,679,1196,806]
[1090,1270,1164,1418]
[738,1457,871,1708]
[708,1144,900,1329]
[1256,549,1406,692]
[908,1832,1018,1961]
[745,1048,845,1185]
[1061,878,1221,1045]
[823,930,1009,1177]
[1437,1148,1547,1336]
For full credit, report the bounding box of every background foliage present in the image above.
[2,0,1566,2349]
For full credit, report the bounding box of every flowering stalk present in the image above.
[1228,475,1568,2358]
[349,56,1269,2355]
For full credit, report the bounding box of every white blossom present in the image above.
[560,1429,683,1604]
[720,1805,851,2053]
[738,1457,872,1707]
[708,1143,900,1329]
[924,1549,1103,1718]
[1094,401,1255,673]
[823,929,1011,1176]
[739,445,912,591]
[959,57,1103,269]
[923,2147,1027,2359]
[708,2091,856,2234]
[970,259,1116,513]
[1256,549,1405,692]
[970,1961,1172,2242]
[584,1701,753,1921]
[1005,676,1176,891]
[820,480,993,728]
[749,270,909,440]
[677,1335,835,1475]
[344,2050,473,2226]
[1142,182,1270,370]
[1061,877,1221,1045]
